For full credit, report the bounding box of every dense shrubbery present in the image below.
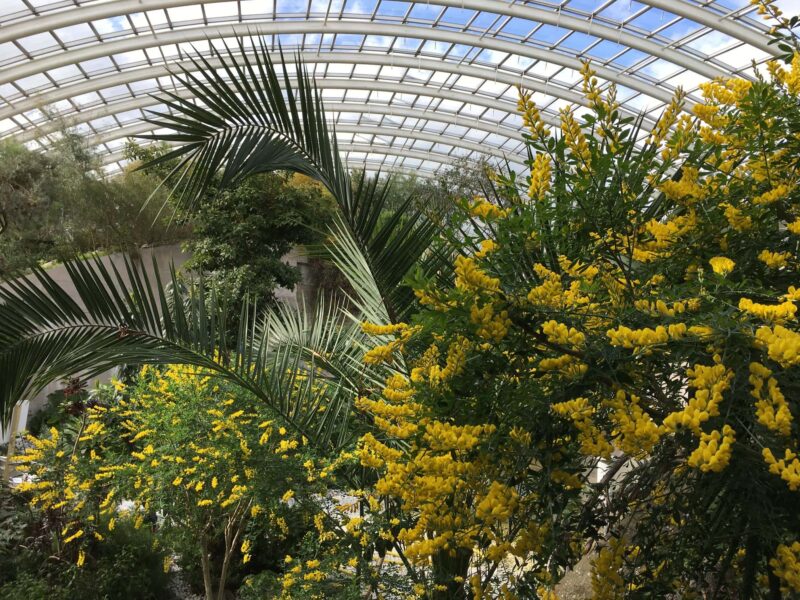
[185,172,336,310]
[0,483,172,600]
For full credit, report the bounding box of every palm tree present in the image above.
[0,39,443,452]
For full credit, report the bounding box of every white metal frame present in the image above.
[0,0,776,176]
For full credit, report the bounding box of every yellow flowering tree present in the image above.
[352,48,800,599]
[16,365,329,600]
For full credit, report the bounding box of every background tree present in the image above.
[0,135,180,277]
[184,172,335,311]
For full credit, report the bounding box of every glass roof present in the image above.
[0,0,785,176]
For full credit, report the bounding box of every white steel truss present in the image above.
[0,0,781,176]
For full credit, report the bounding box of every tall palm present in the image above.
[0,39,443,446]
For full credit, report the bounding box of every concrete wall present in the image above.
[2,244,314,425]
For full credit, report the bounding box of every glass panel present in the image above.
[18,32,57,53]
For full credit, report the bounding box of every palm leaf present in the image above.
[0,255,361,450]
[140,38,441,321]
[140,38,350,213]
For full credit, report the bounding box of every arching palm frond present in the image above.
[140,39,440,322]
[0,256,363,450]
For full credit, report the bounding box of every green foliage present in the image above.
[0,484,172,600]
[0,135,182,278]
[185,172,335,310]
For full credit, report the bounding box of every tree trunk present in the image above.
[217,509,247,600]
[217,525,234,600]
[431,547,472,600]
[200,537,215,600]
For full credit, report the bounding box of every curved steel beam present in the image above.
[0,0,748,76]
[85,104,524,148]
[13,77,561,142]
[103,157,443,179]
[639,0,773,55]
[3,51,595,123]
[86,121,526,165]
[101,141,468,169]
[0,20,685,104]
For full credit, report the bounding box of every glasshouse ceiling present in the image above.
[0,0,783,177]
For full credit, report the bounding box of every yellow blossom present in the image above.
[709,256,735,276]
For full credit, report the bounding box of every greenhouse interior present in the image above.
[1,0,800,598]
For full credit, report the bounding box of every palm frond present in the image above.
[141,40,441,321]
[140,37,350,212]
[0,256,359,450]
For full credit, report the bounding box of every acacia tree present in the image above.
[15,365,333,600]
[351,51,800,599]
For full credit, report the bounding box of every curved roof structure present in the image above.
[0,0,782,177]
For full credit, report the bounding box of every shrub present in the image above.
[351,54,800,598]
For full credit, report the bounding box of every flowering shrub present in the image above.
[353,51,800,598]
[15,366,330,600]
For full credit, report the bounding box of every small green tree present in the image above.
[185,172,335,310]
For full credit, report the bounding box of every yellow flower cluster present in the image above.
[410,336,471,387]
[606,390,661,456]
[423,421,496,453]
[699,77,752,107]
[475,481,518,525]
[749,362,792,436]
[538,354,588,379]
[659,167,705,203]
[470,302,511,342]
[633,298,699,317]
[649,91,683,147]
[528,153,552,202]
[517,88,550,139]
[580,61,606,112]
[763,447,800,491]
[758,249,792,269]
[687,424,735,472]
[606,323,687,353]
[739,298,797,323]
[662,361,733,434]
[753,183,793,205]
[359,401,508,565]
[470,197,509,220]
[552,397,612,458]
[541,320,585,349]
[362,322,416,365]
[560,106,591,167]
[475,239,498,258]
[455,255,501,293]
[770,542,800,593]
[721,202,753,232]
[356,375,421,440]
[755,325,800,367]
[527,263,592,310]
[361,322,409,336]
[643,210,697,250]
[709,256,735,276]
